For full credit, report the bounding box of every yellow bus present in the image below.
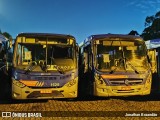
[79,34,156,97]
[12,33,78,99]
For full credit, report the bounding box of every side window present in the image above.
[16,44,22,65]
[22,46,32,65]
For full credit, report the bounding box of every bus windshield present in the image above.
[14,37,75,71]
[95,40,149,72]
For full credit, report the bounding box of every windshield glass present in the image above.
[14,37,76,71]
[95,40,149,72]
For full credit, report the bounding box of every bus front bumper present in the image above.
[94,83,151,97]
[12,78,78,99]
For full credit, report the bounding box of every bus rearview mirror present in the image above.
[148,49,157,73]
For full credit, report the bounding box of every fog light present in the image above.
[13,92,20,98]
[103,89,107,92]
[14,80,26,88]
[69,91,77,96]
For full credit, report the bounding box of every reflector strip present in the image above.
[19,80,38,86]
[101,75,128,79]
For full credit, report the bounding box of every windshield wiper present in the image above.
[126,58,139,74]
[25,61,37,74]
[41,63,65,74]
[109,58,139,74]
[53,65,65,74]
[109,58,123,74]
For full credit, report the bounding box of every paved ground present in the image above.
[0,93,160,120]
[0,73,160,119]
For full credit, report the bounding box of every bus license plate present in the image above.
[40,90,52,93]
[121,86,131,91]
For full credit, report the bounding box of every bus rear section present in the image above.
[80,34,156,97]
[12,33,78,99]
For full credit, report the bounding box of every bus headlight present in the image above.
[13,70,30,80]
[95,73,106,85]
[13,80,26,88]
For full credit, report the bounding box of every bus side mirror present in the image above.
[76,44,79,53]
[9,37,13,49]
[83,52,88,73]
[148,49,157,73]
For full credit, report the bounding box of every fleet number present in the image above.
[51,83,60,87]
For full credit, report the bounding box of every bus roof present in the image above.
[84,34,143,44]
[17,33,76,40]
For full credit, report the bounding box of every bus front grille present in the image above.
[34,77,57,80]
[109,79,143,86]
[34,74,71,80]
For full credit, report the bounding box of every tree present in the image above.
[141,11,160,40]
[145,16,155,27]
[2,32,12,39]
[128,30,139,35]
[155,11,160,18]
[141,27,152,40]
[152,18,160,33]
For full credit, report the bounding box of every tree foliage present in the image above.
[0,29,12,39]
[128,30,139,36]
[141,11,160,40]
[2,32,12,39]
